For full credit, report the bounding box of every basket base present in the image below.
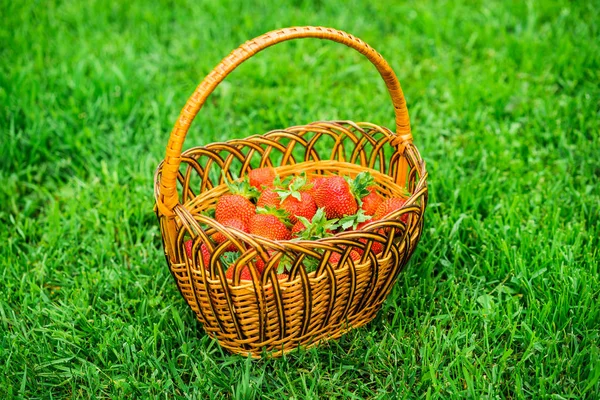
[201,299,386,358]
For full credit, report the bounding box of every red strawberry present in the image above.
[184,239,193,258]
[249,214,291,241]
[248,167,276,189]
[255,250,289,276]
[254,253,271,274]
[281,192,317,224]
[329,250,361,265]
[215,194,255,226]
[226,265,253,281]
[199,244,212,268]
[355,220,371,230]
[358,238,384,256]
[307,176,326,198]
[184,240,212,269]
[216,178,259,225]
[361,187,383,216]
[256,187,281,209]
[374,197,409,223]
[211,219,248,251]
[291,220,306,237]
[313,176,358,219]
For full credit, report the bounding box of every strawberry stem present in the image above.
[275,173,313,202]
[222,171,260,201]
[294,208,339,240]
[349,171,375,205]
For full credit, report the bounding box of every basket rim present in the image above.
[154,120,428,211]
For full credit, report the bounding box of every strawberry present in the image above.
[225,265,253,281]
[254,250,276,274]
[374,197,409,223]
[199,244,212,268]
[248,167,276,189]
[184,240,212,269]
[291,220,306,237]
[184,239,193,258]
[211,219,248,251]
[313,176,358,219]
[274,174,317,224]
[307,176,326,198]
[281,192,317,224]
[361,187,383,216]
[249,208,292,241]
[215,176,259,226]
[215,194,255,226]
[256,186,281,209]
[356,220,371,230]
[358,238,384,256]
[329,250,361,265]
[256,254,292,276]
[220,251,251,280]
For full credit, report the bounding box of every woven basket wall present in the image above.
[154,27,428,358]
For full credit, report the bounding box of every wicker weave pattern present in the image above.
[154,28,428,357]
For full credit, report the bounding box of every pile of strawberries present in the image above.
[184,167,409,280]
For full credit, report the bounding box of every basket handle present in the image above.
[158,26,412,215]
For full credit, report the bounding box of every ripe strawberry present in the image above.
[307,176,327,198]
[199,244,212,268]
[256,187,281,208]
[248,167,276,189]
[291,220,306,237]
[211,219,248,251]
[361,187,383,216]
[355,220,371,230]
[184,239,193,258]
[215,194,255,225]
[358,238,384,256]
[254,250,276,274]
[374,197,409,223]
[225,265,253,281]
[313,176,358,219]
[329,250,361,265]
[184,240,212,269]
[281,192,317,224]
[215,177,259,225]
[249,213,291,241]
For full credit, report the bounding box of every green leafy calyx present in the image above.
[295,208,339,240]
[338,209,372,230]
[275,173,313,202]
[349,172,375,205]
[222,171,260,200]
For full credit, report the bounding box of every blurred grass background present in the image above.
[1,0,599,398]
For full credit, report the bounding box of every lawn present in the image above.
[1,0,599,398]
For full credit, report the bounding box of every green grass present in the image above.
[1,0,599,398]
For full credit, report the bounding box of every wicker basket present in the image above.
[154,26,427,358]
